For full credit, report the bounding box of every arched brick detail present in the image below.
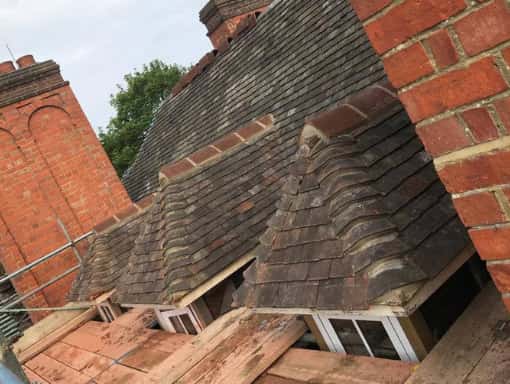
[0,128,67,316]
[29,106,117,230]
[349,0,510,311]
[0,59,133,320]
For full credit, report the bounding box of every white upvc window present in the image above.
[313,313,419,362]
[155,306,204,335]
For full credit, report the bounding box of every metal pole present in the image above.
[57,219,83,263]
[0,265,80,310]
[0,306,90,313]
[0,231,91,286]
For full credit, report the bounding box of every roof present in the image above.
[122,0,386,201]
[22,307,415,384]
[69,208,149,302]
[114,121,279,305]
[235,102,470,311]
[73,0,387,306]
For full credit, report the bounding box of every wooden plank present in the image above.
[406,283,509,384]
[268,348,414,384]
[17,306,98,363]
[144,332,193,354]
[152,307,249,381]
[13,302,93,355]
[45,341,113,378]
[303,315,329,351]
[158,312,305,384]
[62,321,158,360]
[204,316,306,384]
[112,308,155,330]
[121,347,170,372]
[23,366,49,384]
[94,363,156,384]
[398,311,434,361]
[25,353,91,384]
[176,252,256,308]
[464,325,510,383]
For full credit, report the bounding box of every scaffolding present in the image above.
[0,219,93,338]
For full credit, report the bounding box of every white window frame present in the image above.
[155,306,204,335]
[97,300,122,323]
[312,313,418,362]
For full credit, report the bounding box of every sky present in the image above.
[0,0,211,132]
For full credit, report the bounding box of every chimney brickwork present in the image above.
[200,0,272,48]
[0,56,132,321]
[349,0,510,311]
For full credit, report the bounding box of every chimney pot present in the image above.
[16,55,36,69]
[0,61,16,74]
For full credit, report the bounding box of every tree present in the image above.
[100,60,186,176]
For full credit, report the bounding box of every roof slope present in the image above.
[235,105,470,311]
[123,0,386,201]
[69,210,148,301]
[107,0,388,306]
[114,127,284,305]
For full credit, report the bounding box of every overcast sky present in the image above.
[0,0,211,132]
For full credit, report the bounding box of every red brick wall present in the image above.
[0,77,131,321]
[209,6,268,49]
[350,0,510,311]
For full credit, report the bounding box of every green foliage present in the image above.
[99,60,185,176]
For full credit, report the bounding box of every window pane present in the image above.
[169,316,185,333]
[357,320,400,360]
[330,319,369,356]
[180,314,198,335]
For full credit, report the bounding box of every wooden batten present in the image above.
[303,315,329,351]
[14,304,97,363]
[176,252,255,309]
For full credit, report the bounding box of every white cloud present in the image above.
[0,0,210,130]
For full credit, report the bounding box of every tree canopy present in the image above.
[100,60,185,176]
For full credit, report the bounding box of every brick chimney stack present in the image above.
[200,0,272,49]
[0,55,132,322]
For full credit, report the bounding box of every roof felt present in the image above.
[122,0,386,201]
[69,210,148,302]
[234,104,470,311]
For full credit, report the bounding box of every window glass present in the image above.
[357,320,399,360]
[180,314,198,335]
[330,319,369,356]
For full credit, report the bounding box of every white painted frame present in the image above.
[313,313,419,362]
[155,305,204,335]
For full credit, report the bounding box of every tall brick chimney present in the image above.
[200,0,272,49]
[349,0,510,312]
[0,55,132,322]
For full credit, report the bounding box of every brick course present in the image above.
[461,108,499,143]
[400,57,507,123]
[453,192,506,227]
[383,43,434,87]
[426,29,459,69]
[454,0,510,56]
[416,117,472,156]
[0,59,132,321]
[350,0,510,309]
